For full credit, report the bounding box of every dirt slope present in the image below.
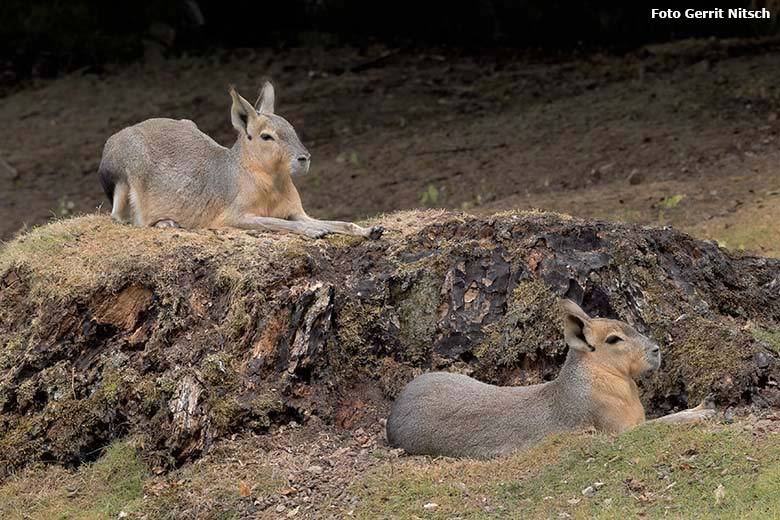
[1,210,778,476]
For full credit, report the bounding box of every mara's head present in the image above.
[229,82,311,177]
[560,299,661,378]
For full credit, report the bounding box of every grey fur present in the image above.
[386,355,593,458]
[386,300,713,459]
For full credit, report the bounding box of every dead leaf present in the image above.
[624,478,645,492]
[239,480,251,497]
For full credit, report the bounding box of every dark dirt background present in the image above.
[1,38,779,255]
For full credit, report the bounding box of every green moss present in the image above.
[752,326,780,355]
[0,335,26,371]
[210,396,244,433]
[100,369,121,404]
[0,416,44,471]
[15,378,39,408]
[135,377,161,415]
[663,317,753,402]
[394,272,441,364]
[475,279,561,369]
[218,276,271,342]
[335,300,383,355]
[200,353,233,386]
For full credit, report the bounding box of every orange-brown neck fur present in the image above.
[235,144,303,219]
[584,357,646,432]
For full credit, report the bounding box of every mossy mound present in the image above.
[0,210,778,474]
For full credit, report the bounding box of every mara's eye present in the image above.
[605,335,623,344]
[260,133,275,141]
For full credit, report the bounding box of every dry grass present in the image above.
[0,210,475,307]
[141,442,285,520]
[0,439,147,520]
[0,214,328,304]
[484,175,780,259]
[352,421,780,520]
[3,419,777,519]
[689,197,780,257]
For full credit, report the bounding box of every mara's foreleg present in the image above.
[645,397,717,426]
[291,213,384,239]
[232,214,331,239]
[109,182,132,223]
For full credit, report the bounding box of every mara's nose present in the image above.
[297,154,310,163]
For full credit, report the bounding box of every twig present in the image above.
[413,143,508,156]
[349,49,401,74]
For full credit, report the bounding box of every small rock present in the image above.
[567,498,581,505]
[593,481,605,490]
[118,512,129,519]
[0,158,19,181]
[627,169,644,185]
[306,465,324,474]
[582,486,597,497]
[715,484,725,505]
[276,504,287,513]
[287,506,300,517]
[754,352,770,369]
[693,59,711,73]
[423,502,439,511]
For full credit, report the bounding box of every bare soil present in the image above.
[1,38,779,254]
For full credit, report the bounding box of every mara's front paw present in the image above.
[699,394,717,411]
[366,225,384,240]
[699,408,717,420]
[303,226,330,239]
[688,396,717,421]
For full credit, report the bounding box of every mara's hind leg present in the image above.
[110,182,132,223]
[127,186,147,226]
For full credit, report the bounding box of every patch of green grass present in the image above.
[687,199,780,258]
[141,443,284,520]
[660,194,686,209]
[352,422,780,519]
[752,326,780,355]
[0,436,285,520]
[0,439,147,520]
[420,184,441,206]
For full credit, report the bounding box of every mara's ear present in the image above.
[230,87,258,135]
[254,81,275,114]
[561,299,595,352]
